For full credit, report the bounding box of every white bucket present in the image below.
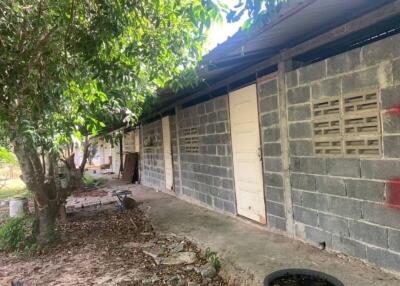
[9,198,28,218]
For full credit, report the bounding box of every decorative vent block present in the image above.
[181,128,200,153]
[344,137,381,156]
[312,98,340,117]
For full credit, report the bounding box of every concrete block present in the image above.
[289,122,312,139]
[342,67,378,94]
[207,112,217,123]
[384,135,400,158]
[259,95,278,113]
[291,173,316,191]
[388,229,400,252]
[362,34,400,66]
[259,79,278,97]
[205,101,214,113]
[265,172,283,188]
[382,112,400,134]
[264,158,282,172]
[349,220,388,248]
[345,179,385,202]
[267,214,287,231]
[287,86,310,105]
[293,206,319,227]
[288,104,311,121]
[291,189,302,205]
[362,202,400,229]
[222,179,234,190]
[215,122,226,134]
[223,200,236,214]
[304,226,332,248]
[266,201,286,218]
[394,58,400,83]
[199,115,208,125]
[264,143,282,157]
[260,111,279,127]
[326,158,360,178]
[366,246,400,272]
[289,140,313,156]
[328,196,362,219]
[286,70,298,88]
[361,160,400,180]
[316,176,346,196]
[266,187,284,203]
[263,127,280,142]
[206,124,215,134]
[381,85,400,109]
[298,61,326,84]
[217,110,228,121]
[332,235,366,259]
[327,48,362,76]
[214,96,227,110]
[319,213,349,237]
[291,157,326,175]
[197,104,206,115]
[311,77,341,100]
[301,192,323,210]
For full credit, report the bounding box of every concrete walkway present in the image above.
[124,183,400,286]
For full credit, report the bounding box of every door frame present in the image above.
[162,116,174,192]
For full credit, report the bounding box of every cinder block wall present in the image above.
[258,78,287,231]
[285,33,400,272]
[170,115,181,194]
[176,96,236,214]
[141,120,165,190]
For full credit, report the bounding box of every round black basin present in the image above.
[264,269,344,286]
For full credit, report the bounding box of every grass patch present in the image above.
[83,174,107,188]
[0,179,29,201]
[0,215,37,254]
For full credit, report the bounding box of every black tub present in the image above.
[264,268,344,286]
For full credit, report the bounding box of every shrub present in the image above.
[0,215,36,253]
[205,247,221,271]
[83,174,106,188]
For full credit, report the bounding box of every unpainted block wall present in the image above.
[286,33,400,272]
[176,96,236,214]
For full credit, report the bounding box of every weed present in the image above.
[205,247,221,271]
[0,215,36,253]
[83,174,106,188]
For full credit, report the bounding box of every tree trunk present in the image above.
[34,200,59,245]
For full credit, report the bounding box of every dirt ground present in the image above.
[0,203,228,286]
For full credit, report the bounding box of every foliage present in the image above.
[0,215,36,253]
[0,147,17,165]
[0,179,28,201]
[83,174,106,189]
[205,247,221,271]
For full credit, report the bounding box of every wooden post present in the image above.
[278,56,295,237]
[174,106,183,195]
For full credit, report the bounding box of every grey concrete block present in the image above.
[264,143,282,157]
[382,112,400,134]
[259,95,278,113]
[214,96,227,110]
[264,158,282,172]
[361,160,400,180]
[388,229,400,252]
[259,79,278,97]
[215,122,226,133]
[349,220,388,248]
[293,206,319,227]
[286,70,298,88]
[217,110,228,121]
[384,135,400,158]
[316,176,346,196]
[301,192,323,210]
[288,104,311,121]
[381,85,400,109]
[291,157,326,175]
[394,58,400,83]
[267,201,286,218]
[319,213,349,237]
[263,127,280,142]
[304,226,332,248]
[197,104,206,115]
[342,67,379,94]
[362,34,400,66]
[332,236,366,259]
[367,246,400,272]
[311,77,341,100]
[327,196,362,219]
[287,86,310,105]
[265,172,283,187]
[206,124,215,134]
[298,61,326,84]
[291,189,302,205]
[207,112,217,123]
[205,101,215,113]
[289,122,312,139]
[223,200,236,214]
[289,140,313,156]
[267,214,287,231]
[266,187,284,203]
[327,48,362,76]
[363,202,400,229]
[260,111,279,127]
[345,179,385,202]
[291,173,316,191]
[326,158,360,178]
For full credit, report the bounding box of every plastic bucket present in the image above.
[9,198,28,218]
[264,269,344,286]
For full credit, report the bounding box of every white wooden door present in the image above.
[162,117,174,191]
[229,84,266,224]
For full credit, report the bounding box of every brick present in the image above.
[381,85,400,109]
[304,226,332,248]
[287,86,310,105]
[382,112,400,134]
[266,187,284,203]
[345,179,385,202]
[319,213,349,237]
[263,127,280,142]
[265,172,283,188]
[298,61,326,84]
[349,220,388,248]
[311,77,341,100]
[291,189,302,205]
[267,201,286,218]
[342,67,379,94]
[332,236,366,259]
[293,206,318,227]
[259,95,278,113]
[263,143,281,157]
[289,140,313,156]
[286,70,298,88]
[363,202,400,229]
[264,158,282,172]
[327,48,362,76]
[267,214,287,231]
[291,173,316,191]
[366,246,400,272]
[316,176,346,196]
[326,158,360,178]
[260,111,279,127]
[288,104,311,121]
[388,229,400,252]
[361,160,400,180]
[362,34,400,66]
[291,157,326,175]
[384,135,400,158]
[289,122,312,139]
[259,79,278,97]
